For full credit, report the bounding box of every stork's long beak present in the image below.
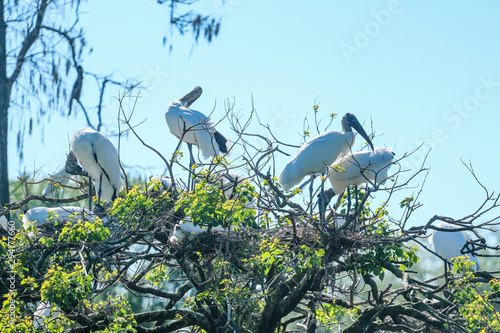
[350,117,374,151]
[180,86,203,108]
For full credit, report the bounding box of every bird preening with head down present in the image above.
[65,128,123,209]
[429,221,482,271]
[322,147,396,225]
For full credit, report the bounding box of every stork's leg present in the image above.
[187,143,195,191]
[97,173,103,205]
[88,176,93,211]
[309,175,316,215]
[346,186,352,230]
[353,185,359,228]
[319,172,326,224]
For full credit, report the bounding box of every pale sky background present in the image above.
[8,1,500,233]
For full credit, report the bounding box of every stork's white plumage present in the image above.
[169,220,225,243]
[329,147,395,195]
[429,221,481,270]
[218,171,257,211]
[70,128,123,202]
[165,87,230,160]
[148,176,173,192]
[0,215,7,230]
[33,302,64,329]
[23,206,105,238]
[279,113,374,191]
[219,171,244,198]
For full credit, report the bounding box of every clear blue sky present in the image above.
[9,1,500,230]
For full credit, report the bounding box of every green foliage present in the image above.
[144,264,169,287]
[41,265,92,311]
[354,207,419,280]
[58,216,110,244]
[4,150,498,332]
[452,258,500,333]
[175,174,257,229]
[110,183,174,228]
[316,302,359,331]
[86,295,137,333]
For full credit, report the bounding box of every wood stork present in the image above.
[22,206,106,238]
[218,171,244,198]
[279,113,374,191]
[33,302,64,329]
[169,220,225,243]
[325,147,395,226]
[43,166,70,198]
[165,86,231,172]
[66,128,123,208]
[329,147,395,194]
[429,221,481,270]
[218,171,257,211]
[279,113,374,221]
[147,176,173,192]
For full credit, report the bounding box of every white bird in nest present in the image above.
[65,128,123,209]
[169,220,226,243]
[328,147,395,194]
[22,206,106,238]
[147,176,173,192]
[218,171,246,198]
[217,171,257,210]
[43,166,70,198]
[321,147,396,227]
[33,302,64,329]
[165,86,231,172]
[279,113,374,222]
[429,221,481,270]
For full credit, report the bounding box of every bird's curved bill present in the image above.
[180,86,203,108]
[351,118,374,151]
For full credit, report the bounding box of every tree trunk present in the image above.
[0,0,9,211]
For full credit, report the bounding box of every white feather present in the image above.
[169,220,226,243]
[329,147,395,194]
[429,221,481,270]
[165,99,230,159]
[218,171,257,210]
[33,302,64,329]
[148,176,173,192]
[219,172,245,198]
[23,206,106,238]
[71,128,123,202]
[0,215,7,230]
[279,131,356,190]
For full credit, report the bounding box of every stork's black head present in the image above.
[341,113,374,151]
[180,86,203,108]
